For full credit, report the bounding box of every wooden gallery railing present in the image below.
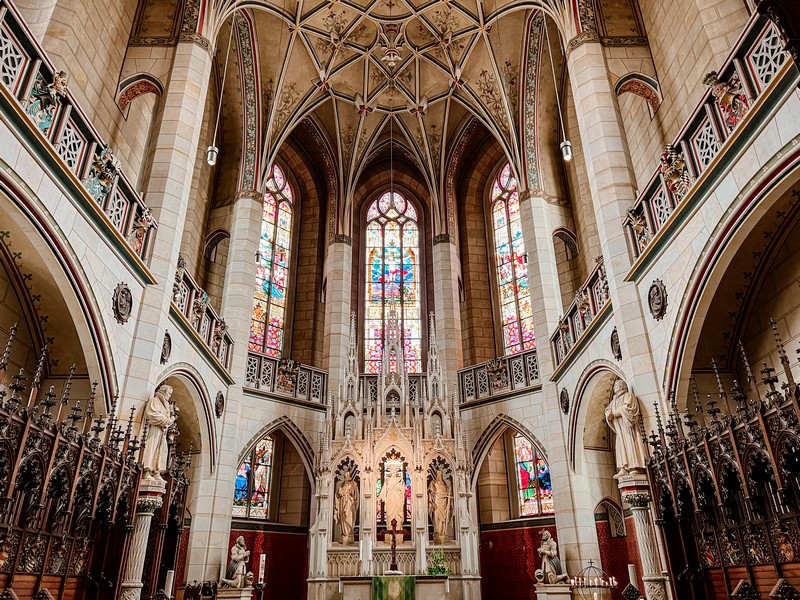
[0,0,156,262]
[646,324,800,599]
[0,326,190,600]
[624,16,789,259]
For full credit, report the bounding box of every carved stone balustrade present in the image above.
[624,15,789,262]
[458,348,540,404]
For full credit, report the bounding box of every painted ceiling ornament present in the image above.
[611,327,622,361]
[702,70,749,130]
[648,279,668,321]
[160,330,172,365]
[112,282,133,324]
[559,387,570,415]
[215,390,225,418]
[659,144,691,200]
[379,23,405,69]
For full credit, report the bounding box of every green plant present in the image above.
[426,550,451,576]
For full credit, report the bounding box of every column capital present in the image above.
[330,233,352,245]
[566,31,601,55]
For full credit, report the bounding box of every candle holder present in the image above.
[570,560,618,600]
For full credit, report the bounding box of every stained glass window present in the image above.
[491,164,535,355]
[249,164,293,356]
[364,191,422,373]
[232,435,274,519]
[514,433,554,517]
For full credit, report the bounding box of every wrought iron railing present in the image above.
[172,262,233,368]
[245,351,328,404]
[0,0,156,260]
[458,348,540,404]
[624,16,789,259]
[551,257,610,366]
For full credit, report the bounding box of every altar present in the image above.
[339,575,450,600]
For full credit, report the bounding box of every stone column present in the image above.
[185,190,262,581]
[619,475,669,600]
[120,484,165,600]
[14,0,57,42]
[517,190,601,572]
[431,238,463,389]
[119,39,213,408]
[565,40,662,410]
[323,239,353,384]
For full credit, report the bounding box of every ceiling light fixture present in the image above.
[207,16,236,166]
[544,19,572,162]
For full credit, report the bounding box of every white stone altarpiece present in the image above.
[307,309,480,599]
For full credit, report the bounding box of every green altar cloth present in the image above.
[371,575,416,600]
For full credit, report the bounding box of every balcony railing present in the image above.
[458,348,540,404]
[0,1,156,261]
[551,257,609,366]
[245,351,328,404]
[172,262,233,368]
[624,16,789,260]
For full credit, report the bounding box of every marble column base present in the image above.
[533,583,573,600]
[217,587,254,600]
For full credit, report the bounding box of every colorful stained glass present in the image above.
[491,164,535,355]
[364,192,422,373]
[249,164,294,356]
[514,433,554,517]
[231,437,274,519]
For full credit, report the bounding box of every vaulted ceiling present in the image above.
[204,0,583,233]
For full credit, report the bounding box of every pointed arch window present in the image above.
[490,164,535,355]
[364,191,422,373]
[233,434,274,519]
[249,164,293,356]
[514,433,553,516]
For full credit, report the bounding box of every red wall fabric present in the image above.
[228,529,308,600]
[479,523,558,600]
[595,515,645,598]
[176,526,191,588]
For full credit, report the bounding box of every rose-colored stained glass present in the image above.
[364,192,422,373]
[249,164,293,355]
[491,164,535,355]
[514,433,553,517]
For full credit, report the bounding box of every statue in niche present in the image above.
[219,536,254,589]
[428,469,452,544]
[334,470,359,545]
[379,465,405,535]
[141,384,177,483]
[535,530,568,584]
[605,378,648,478]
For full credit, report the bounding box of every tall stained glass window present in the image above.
[249,164,293,356]
[364,191,422,373]
[490,164,535,355]
[514,433,554,517]
[232,435,274,519]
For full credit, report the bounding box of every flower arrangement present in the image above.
[426,549,451,577]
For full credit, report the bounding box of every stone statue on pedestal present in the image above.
[141,384,176,483]
[535,530,568,584]
[428,470,452,543]
[605,378,647,478]
[220,536,254,589]
[334,470,359,544]
[379,465,405,533]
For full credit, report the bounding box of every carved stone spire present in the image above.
[771,317,795,388]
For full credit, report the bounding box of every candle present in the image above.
[259,553,266,583]
[164,570,174,599]
[628,564,638,587]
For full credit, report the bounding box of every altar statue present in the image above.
[334,470,359,544]
[379,465,405,529]
[220,536,254,589]
[535,530,568,584]
[605,378,648,477]
[428,470,452,543]
[141,384,176,483]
